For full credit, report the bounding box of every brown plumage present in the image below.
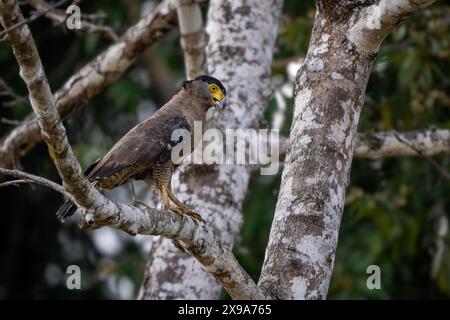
[56,75,226,222]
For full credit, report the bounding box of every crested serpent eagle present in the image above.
[56,75,227,222]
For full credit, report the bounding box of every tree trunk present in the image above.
[0,0,265,299]
[138,0,283,299]
[176,0,206,79]
[258,0,435,299]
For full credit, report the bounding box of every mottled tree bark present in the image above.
[139,0,283,300]
[277,129,450,160]
[258,0,436,299]
[354,129,450,158]
[176,0,206,79]
[0,0,265,300]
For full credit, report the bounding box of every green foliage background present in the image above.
[0,0,449,299]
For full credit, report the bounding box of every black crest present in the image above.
[195,75,227,96]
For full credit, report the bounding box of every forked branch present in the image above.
[0,0,264,300]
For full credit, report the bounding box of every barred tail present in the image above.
[56,159,100,222]
[56,198,78,222]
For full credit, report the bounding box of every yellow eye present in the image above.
[209,83,224,101]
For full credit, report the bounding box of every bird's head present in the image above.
[183,75,227,110]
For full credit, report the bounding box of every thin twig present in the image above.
[79,23,119,42]
[81,12,107,21]
[393,131,450,181]
[26,0,119,42]
[0,78,27,107]
[0,0,69,39]
[0,0,178,169]
[0,179,31,188]
[176,0,206,79]
[0,118,31,126]
[0,167,72,198]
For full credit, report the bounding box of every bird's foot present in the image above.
[172,239,189,253]
[167,205,204,222]
[130,183,151,210]
[133,200,150,210]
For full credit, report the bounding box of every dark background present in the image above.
[0,0,449,299]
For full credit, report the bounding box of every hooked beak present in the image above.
[213,98,227,111]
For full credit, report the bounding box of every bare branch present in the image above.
[0,117,32,125]
[0,0,69,39]
[77,23,119,42]
[279,129,450,161]
[0,176,263,299]
[176,0,206,79]
[0,78,27,107]
[122,0,177,102]
[348,0,436,55]
[139,0,284,300]
[79,205,267,300]
[0,179,29,188]
[0,0,99,210]
[355,129,450,158]
[393,132,450,181]
[0,0,178,169]
[249,129,450,175]
[80,12,107,22]
[26,0,119,42]
[0,0,264,300]
[0,167,70,196]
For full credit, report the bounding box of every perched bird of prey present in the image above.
[56,75,226,222]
